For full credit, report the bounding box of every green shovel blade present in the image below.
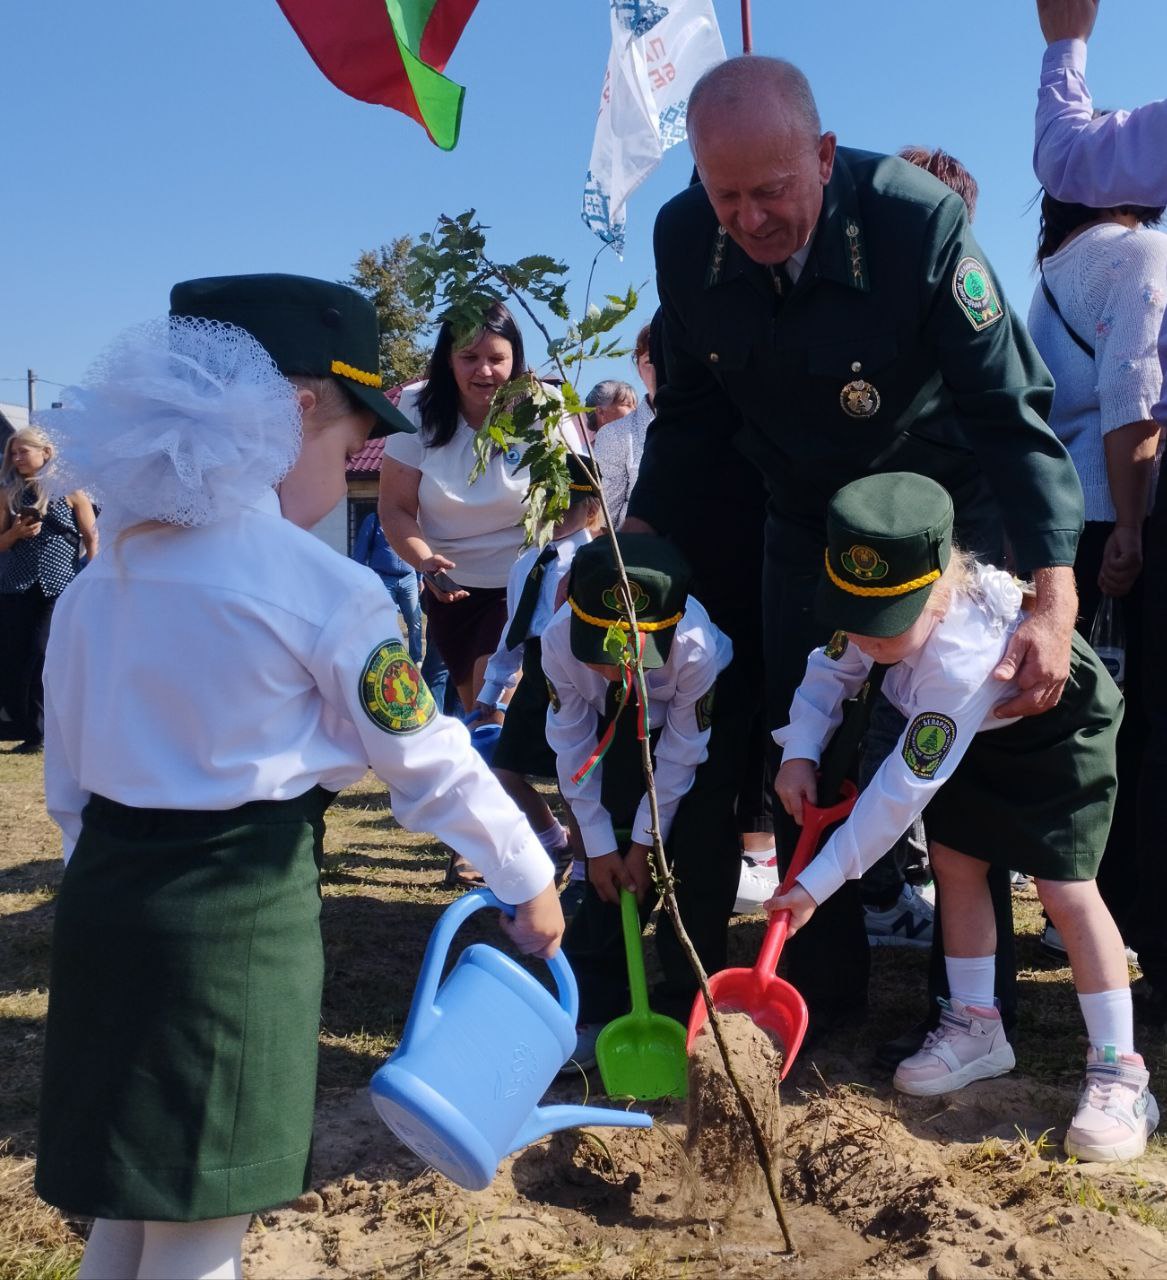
[595,888,688,1100]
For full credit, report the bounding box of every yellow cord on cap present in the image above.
[568,482,595,492]
[568,597,682,632]
[824,550,940,597]
[331,359,383,389]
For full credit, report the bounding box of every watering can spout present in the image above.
[504,1104,652,1156]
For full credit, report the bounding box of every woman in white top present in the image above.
[379,302,531,712]
[1027,188,1167,938]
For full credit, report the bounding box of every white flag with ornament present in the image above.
[582,0,725,256]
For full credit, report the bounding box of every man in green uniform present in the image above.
[625,55,1084,1036]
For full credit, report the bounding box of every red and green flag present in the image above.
[275,0,479,150]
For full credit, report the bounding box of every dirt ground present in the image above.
[2,747,1165,1280]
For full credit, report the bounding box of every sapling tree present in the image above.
[406,213,794,1253]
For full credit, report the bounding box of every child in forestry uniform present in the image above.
[769,473,1157,1162]
[474,455,603,878]
[542,533,734,1062]
[34,275,564,1280]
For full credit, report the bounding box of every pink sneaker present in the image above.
[893,998,1016,1097]
[1065,1048,1160,1162]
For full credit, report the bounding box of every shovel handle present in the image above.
[618,888,652,1019]
[754,781,858,978]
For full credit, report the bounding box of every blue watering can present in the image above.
[369,888,652,1190]
[462,710,503,766]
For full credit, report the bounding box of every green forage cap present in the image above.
[169,273,414,438]
[566,452,601,508]
[567,533,690,669]
[816,472,953,637]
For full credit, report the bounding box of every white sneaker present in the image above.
[1065,1048,1160,1162]
[865,883,934,948]
[734,856,781,914]
[893,998,1016,1097]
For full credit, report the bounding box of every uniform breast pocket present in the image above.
[805,333,899,426]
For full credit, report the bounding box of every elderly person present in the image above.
[1034,0,1167,1028]
[593,323,657,528]
[625,54,1083,1047]
[0,427,98,754]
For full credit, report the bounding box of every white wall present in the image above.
[308,495,348,556]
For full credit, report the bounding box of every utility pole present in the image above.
[26,368,36,416]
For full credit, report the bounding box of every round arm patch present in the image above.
[902,711,956,778]
[360,640,437,734]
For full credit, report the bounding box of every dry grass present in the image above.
[1,742,1163,1277]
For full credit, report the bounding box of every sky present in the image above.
[4,0,1167,411]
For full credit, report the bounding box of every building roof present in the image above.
[345,381,416,481]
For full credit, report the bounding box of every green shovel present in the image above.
[595,888,688,1100]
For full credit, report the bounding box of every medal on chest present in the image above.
[840,361,880,420]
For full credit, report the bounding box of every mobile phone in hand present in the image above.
[424,569,462,595]
[18,506,42,521]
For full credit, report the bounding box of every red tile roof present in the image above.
[345,381,414,480]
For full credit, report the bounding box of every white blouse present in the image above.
[42,489,553,905]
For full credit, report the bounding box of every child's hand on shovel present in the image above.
[764,884,818,937]
[589,851,637,904]
[775,758,817,825]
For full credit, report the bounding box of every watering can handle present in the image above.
[399,888,579,1053]
[754,780,858,978]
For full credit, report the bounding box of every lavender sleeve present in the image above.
[1035,41,1167,207]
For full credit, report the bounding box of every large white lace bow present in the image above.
[37,316,301,531]
[972,564,1025,633]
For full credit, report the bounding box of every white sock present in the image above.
[1078,988,1135,1056]
[535,821,569,852]
[945,954,996,1011]
[136,1215,251,1280]
[78,1220,145,1280]
[743,842,777,866]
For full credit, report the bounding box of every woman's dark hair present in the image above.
[416,300,525,448]
[1036,191,1165,263]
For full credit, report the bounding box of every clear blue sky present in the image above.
[4,1,1167,407]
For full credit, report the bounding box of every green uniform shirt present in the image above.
[629,147,1084,575]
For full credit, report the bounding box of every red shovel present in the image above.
[686,779,858,1078]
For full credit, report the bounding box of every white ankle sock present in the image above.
[945,954,996,1011]
[1078,987,1135,1056]
[137,1215,251,1280]
[535,822,569,852]
[78,1220,145,1280]
[743,842,777,866]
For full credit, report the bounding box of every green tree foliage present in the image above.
[346,238,431,385]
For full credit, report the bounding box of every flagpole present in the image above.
[740,0,753,53]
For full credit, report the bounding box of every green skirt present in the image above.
[36,787,332,1221]
[924,631,1121,881]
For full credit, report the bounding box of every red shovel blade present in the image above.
[687,781,858,1077]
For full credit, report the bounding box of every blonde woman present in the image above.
[0,427,98,753]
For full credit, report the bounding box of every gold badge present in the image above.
[840,361,880,419]
[841,545,888,581]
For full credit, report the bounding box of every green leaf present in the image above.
[603,626,630,665]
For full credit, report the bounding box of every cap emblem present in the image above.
[841,545,888,581]
[602,580,649,613]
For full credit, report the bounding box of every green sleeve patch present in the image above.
[695,684,716,731]
[952,256,1003,332]
[823,630,849,661]
[545,677,562,713]
[359,640,436,734]
[903,711,957,779]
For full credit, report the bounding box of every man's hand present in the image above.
[993,565,1077,717]
[473,702,506,726]
[775,758,817,825]
[1037,0,1099,45]
[588,851,636,904]
[763,883,818,936]
[499,881,565,959]
[1098,525,1142,597]
[624,841,655,901]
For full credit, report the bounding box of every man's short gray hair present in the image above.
[688,56,822,145]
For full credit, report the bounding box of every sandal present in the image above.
[444,851,486,888]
